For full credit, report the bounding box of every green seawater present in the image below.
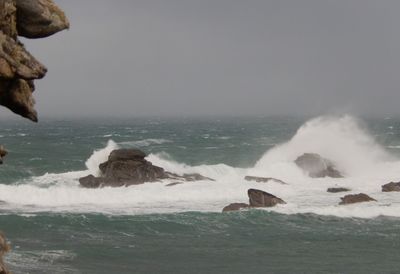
[0,116,400,273]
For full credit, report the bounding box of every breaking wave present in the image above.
[1,115,400,218]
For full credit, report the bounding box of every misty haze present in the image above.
[0,1,400,273]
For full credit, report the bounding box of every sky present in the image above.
[2,0,400,119]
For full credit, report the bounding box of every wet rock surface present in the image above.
[248,189,286,207]
[339,193,377,205]
[295,153,343,178]
[381,182,400,192]
[80,148,214,188]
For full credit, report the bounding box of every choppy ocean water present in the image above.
[1,115,400,273]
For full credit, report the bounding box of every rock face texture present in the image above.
[79,148,214,188]
[248,189,286,207]
[0,146,6,165]
[339,193,377,205]
[0,232,10,274]
[381,182,400,192]
[295,153,343,178]
[222,188,286,212]
[0,0,68,122]
[244,176,287,185]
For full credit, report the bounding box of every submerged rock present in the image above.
[339,193,376,205]
[381,182,400,192]
[0,145,7,164]
[244,176,287,184]
[327,187,350,193]
[248,188,286,207]
[79,148,214,188]
[222,203,249,212]
[0,232,10,274]
[295,153,343,178]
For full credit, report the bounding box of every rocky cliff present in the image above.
[0,0,69,271]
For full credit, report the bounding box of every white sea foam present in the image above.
[2,115,400,218]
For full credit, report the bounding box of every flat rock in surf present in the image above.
[381,182,400,192]
[327,187,351,193]
[295,153,343,178]
[244,176,287,184]
[79,148,214,188]
[339,193,377,205]
[248,189,286,207]
[222,203,250,212]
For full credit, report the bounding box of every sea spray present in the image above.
[1,115,400,218]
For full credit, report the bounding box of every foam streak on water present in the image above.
[1,115,400,218]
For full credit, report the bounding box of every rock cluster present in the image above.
[295,153,343,178]
[79,148,214,188]
[0,0,69,164]
[0,0,69,122]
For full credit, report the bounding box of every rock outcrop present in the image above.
[222,188,285,212]
[79,148,214,188]
[244,176,287,185]
[0,146,6,165]
[381,182,400,192]
[0,0,68,165]
[248,188,286,207]
[295,153,343,178]
[222,203,249,212]
[327,187,350,193]
[339,193,376,205]
[0,232,10,274]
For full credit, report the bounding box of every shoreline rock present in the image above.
[339,193,376,205]
[295,153,343,178]
[79,148,214,188]
[222,203,249,212]
[0,232,10,274]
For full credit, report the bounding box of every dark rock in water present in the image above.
[0,146,7,164]
[339,193,376,205]
[248,189,286,207]
[244,176,287,184]
[80,148,214,188]
[108,148,146,162]
[327,187,350,193]
[0,232,10,274]
[295,153,343,178]
[222,203,249,212]
[382,182,400,192]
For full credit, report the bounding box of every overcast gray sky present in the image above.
[2,0,400,119]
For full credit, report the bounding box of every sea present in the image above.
[0,115,400,273]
